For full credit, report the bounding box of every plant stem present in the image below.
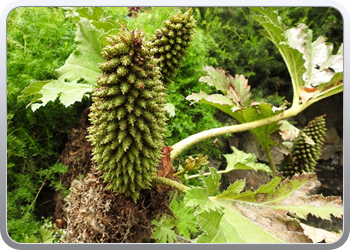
[170,104,304,160]
[186,170,226,180]
[173,169,186,177]
[152,176,189,193]
[265,149,277,175]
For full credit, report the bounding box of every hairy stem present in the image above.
[152,176,189,193]
[170,104,304,160]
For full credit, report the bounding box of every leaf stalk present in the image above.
[151,176,189,193]
[171,103,306,160]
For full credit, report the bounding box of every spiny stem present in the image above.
[152,176,189,193]
[170,104,304,160]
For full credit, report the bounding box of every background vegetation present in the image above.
[6,7,343,243]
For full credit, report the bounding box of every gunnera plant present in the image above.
[279,115,327,178]
[86,26,167,202]
[63,9,197,243]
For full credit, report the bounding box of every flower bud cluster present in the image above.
[87,27,167,202]
[280,115,327,178]
[151,8,196,84]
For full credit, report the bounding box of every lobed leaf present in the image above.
[222,146,272,175]
[21,7,130,112]
[55,18,104,84]
[184,187,221,214]
[231,103,284,154]
[199,66,228,92]
[184,169,343,243]
[214,180,245,200]
[17,80,48,105]
[186,91,236,116]
[199,66,251,107]
[151,216,177,243]
[169,199,199,239]
[31,80,93,111]
[74,7,104,22]
[195,208,245,243]
[188,65,285,161]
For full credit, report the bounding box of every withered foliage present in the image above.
[62,169,172,243]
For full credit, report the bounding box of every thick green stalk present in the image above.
[152,176,189,193]
[170,104,304,160]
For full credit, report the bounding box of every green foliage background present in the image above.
[6,6,343,243]
[7,7,80,242]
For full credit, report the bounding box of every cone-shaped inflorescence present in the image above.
[279,115,327,179]
[87,26,167,202]
[151,8,196,84]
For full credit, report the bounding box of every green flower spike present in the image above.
[280,115,327,179]
[151,8,196,84]
[87,26,168,202]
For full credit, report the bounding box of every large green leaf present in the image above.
[198,66,251,107]
[21,17,108,110]
[17,80,48,104]
[75,7,105,22]
[55,18,104,84]
[31,80,93,111]
[186,148,272,180]
[19,7,129,111]
[184,169,343,243]
[184,187,221,214]
[195,208,246,243]
[199,167,221,195]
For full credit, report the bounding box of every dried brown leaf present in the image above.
[300,223,342,243]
